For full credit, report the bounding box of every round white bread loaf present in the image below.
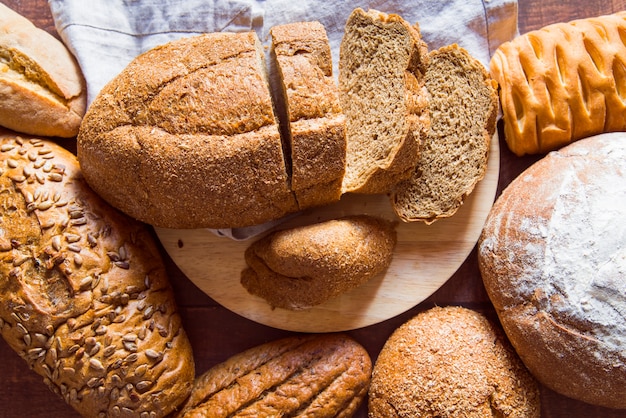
[478,132,626,409]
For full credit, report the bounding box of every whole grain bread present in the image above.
[478,133,626,409]
[241,215,396,310]
[491,11,626,155]
[175,333,371,417]
[270,21,346,209]
[391,44,498,223]
[369,306,540,418]
[0,4,86,137]
[339,8,430,194]
[0,135,194,417]
[77,31,298,229]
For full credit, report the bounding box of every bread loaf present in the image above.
[240,215,396,310]
[0,135,194,417]
[175,333,371,417]
[491,11,626,155]
[391,44,498,223]
[77,31,298,229]
[0,4,86,137]
[270,21,346,208]
[339,8,430,194]
[478,133,626,408]
[369,306,540,417]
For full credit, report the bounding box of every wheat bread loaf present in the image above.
[0,135,194,417]
[0,4,86,137]
[175,333,371,417]
[391,44,498,223]
[369,306,540,417]
[77,31,298,229]
[491,11,626,156]
[270,21,346,209]
[478,133,626,408]
[339,8,430,194]
[241,215,396,310]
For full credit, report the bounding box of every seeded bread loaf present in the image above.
[0,4,86,137]
[175,333,371,417]
[391,44,498,223]
[339,8,430,194]
[478,133,626,409]
[369,306,540,417]
[0,135,194,417]
[270,21,346,208]
[77,31,298,229]
[490,11,626,156]
[241,215,396,310]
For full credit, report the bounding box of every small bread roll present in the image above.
[369,306,540,418]
[491,11,626,155]
[0,4,86,137]
[241,215,396,310]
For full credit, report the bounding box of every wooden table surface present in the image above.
[1,0,625,417]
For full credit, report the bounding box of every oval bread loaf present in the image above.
[240,215,397,310]
[478,133,626,408]
[175,333,371,418]
[0,135,194,417]
[491,11,626,155]
[369,306,540,418]
[0,4,86,137]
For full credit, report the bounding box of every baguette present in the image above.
[0,4,86,137]
[0,135,194,417]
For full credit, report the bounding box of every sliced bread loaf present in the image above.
[339,8,430,194]
[270,21,346,209]
[390,44,498,223]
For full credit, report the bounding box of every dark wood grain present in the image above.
[1,0,625,417]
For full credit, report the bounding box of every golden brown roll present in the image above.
[0,134,194,417]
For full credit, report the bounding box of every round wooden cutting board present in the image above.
[156,133,500,333]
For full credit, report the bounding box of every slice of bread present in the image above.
[390,44,498,223]
[339,8,430,194]
[270,21,346,209]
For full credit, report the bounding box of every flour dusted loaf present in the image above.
[391,44,498,223]
[0,135,194,417]
[478,133,626,408]
[270,21,346,208]
[0,4,86,137]
[241,215,396,310]
[78,31,298,229]
[491,11,626,155]
[175,333,371,417]
[339,8,430,194]
[369,306,540,418]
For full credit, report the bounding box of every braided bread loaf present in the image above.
[491,11,626,156]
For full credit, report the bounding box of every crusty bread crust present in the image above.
[270,21,346,209]
[175,333,371,417]
[369,306,540,417]
[0,4,86,137]
[491,11,626,156]
[0,135,194,417]
[478,133,626,408]
[241,215,396,310]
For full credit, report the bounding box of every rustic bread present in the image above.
[339,8,430,194]
[175,333,371,417]
[369,306,540,417]
[478,133,626,408]
[391,44,498,223]
[0,135,194,417]
[270,21,346,209]
[241,215,396,310]
[77,31,298,229]
[490,11,626,156]
[0,4,86,137]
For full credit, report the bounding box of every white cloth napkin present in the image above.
[48,0,518,239]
